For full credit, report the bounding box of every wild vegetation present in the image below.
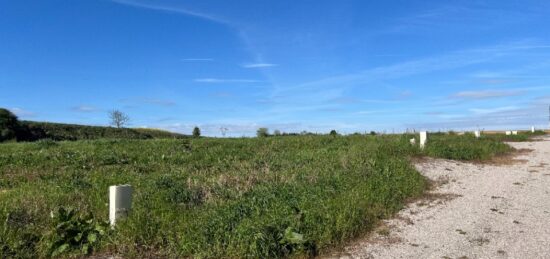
[0,108,187,143]
[18,121,188,141]
[0,130,542,258]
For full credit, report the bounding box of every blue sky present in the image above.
[2,0,550,136]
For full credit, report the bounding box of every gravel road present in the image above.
[331,136,550,259]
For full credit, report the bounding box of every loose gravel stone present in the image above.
[331,136,550,259]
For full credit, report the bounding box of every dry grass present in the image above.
[479,148,532,165]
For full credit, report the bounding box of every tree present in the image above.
[273,129,281,136]
[256,127,269,138]
[219,127,228,137]
[109,110,130,128]
[192,126,201,138]
[0,108,19,142]
[329,129,338,137]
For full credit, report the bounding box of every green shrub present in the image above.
[257,127,269,138]
[0,108,19,142]
[17,121,186,141]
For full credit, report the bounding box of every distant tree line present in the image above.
[255,128,372,138]
[0,108,186,142]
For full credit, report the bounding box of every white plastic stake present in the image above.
[109,185,133,226]
[474,130,480,138]
[512,130,518,135]
[531,126,535,133]
[505,131,511,135]
[419,131,427,149]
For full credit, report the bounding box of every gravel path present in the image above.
[331,136,550,259]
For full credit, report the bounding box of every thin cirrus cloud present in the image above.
[242,63,277,68]
[110,0,232,26]
[469,105,519,114]
[72,105,100,112]
[451,89,524,100]
[119,97,176,107]
[194,78,261,83]
[283,40,549,95]
[10,107,36,117]
[182,58,214,61]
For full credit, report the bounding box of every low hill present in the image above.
[17,121,187,141]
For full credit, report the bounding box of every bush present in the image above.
[257,128,269,138]
[17,121,186,141]
[0,108,19,142]
[329,130,338,137]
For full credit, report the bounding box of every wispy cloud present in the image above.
[388,4,543,34]
[210,91,234,98]
[10,108,36,117]
[120,97,176,107]
[71,105,100,112]
[143,98,176,106]
[110,0,232,26]
[110,0,272,91]
[182,58,213,62]
[469,106,519,115]
[407,96,549,131]
[194,78,261,83]
[451,89,524,100]
[291,41,546,92]
[242,63,277,68]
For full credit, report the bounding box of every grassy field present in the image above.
[0,132,541,258]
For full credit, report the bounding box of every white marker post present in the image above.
[531,126,535,133]
[109,185,133,226]
[512,130,518,135]
[419,131,427,149]
[474,130,481,138]
[505,131,512,135]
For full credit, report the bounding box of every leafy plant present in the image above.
[279,227,308,254]
[47,207,109,257]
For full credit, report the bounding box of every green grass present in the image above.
[484,130,546,142]
[422,133,512,160]
[0,133,539,258]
